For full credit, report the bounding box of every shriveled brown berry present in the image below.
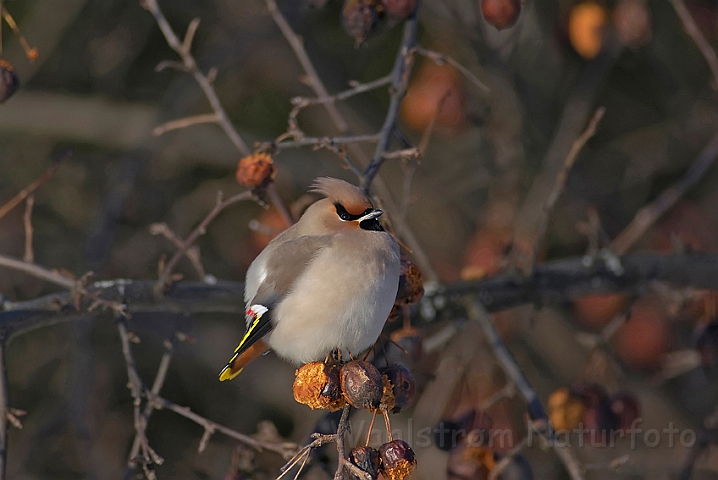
[379,440,417,480]
[293,361,346,411]
[481,0,521,30]
[447,444,495,480]
[0,58,19,103]
[378,373,397,412]
[236,153,277,189]
[547,387,586,431]
[381,0,417,19]
[340,360,384,410]
[348,445,381,480]
[380,364,416,413]
[395,257,424,306]
[342,0,385,46]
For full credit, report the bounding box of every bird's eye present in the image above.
[335,204,352,221]
[363,208,373,215]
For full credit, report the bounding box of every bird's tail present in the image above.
[219,339,270,381]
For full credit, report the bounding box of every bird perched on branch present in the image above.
[219,177,400,381]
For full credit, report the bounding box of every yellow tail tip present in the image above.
[219,364,243,382]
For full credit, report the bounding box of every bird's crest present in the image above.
[311,177,372,214]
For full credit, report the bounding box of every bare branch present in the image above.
[465,300,585,480]
[668,0,718,88]
[415,45,490,93]
[22,195,34,263]
[150,223,206,279]
[611,129,718,255]
[527,106,606,270]
[152,113,219,136]
[265,0,349,133]
[0,253,76,290]
[0,150,68,221]
[155,190,255,293]
[142,0,251,155]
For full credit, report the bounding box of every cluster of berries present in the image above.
[293,360,418,480]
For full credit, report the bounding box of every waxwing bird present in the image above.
[219,177,401,381]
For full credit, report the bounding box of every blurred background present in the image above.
[1,0,718,478]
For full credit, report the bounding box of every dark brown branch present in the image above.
[360,2,422,192]
[6,253,718,336]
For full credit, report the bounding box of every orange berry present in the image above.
[614,300,670,370]
[572,292,628,329]
[400,62,464,133]
[481,0,521,30]
[568,2,607,59]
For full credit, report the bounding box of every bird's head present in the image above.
[300,177,385,234]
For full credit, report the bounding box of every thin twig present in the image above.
[118,320,163,480]
[127,338,175,468]
[529,107,605,269]
[148,392,298,458]
[291,75,392,110]
[611,130,718,254]
[0,8,37,61]
[415,46,489,93]
[668,0,718,88]
[267,134,381,151]
[265,0,349,133]
[152,113,219,136]
[142,0,251,155]
[150,223,206,280]
[22,195,34,263]
[154,190,255,293]
[0,152,67,220]
[0,253,76,290]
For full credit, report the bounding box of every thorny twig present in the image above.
[611,130,718,254]
[141,0,251,155]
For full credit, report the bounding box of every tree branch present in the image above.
[141,0,251,155]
